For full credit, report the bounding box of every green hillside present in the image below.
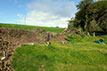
[0,23,65,33]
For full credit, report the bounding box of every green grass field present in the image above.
[1,23,106,71]
[13,35,107,71]
[0,23,64,33]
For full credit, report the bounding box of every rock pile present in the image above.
[0,36,14,71]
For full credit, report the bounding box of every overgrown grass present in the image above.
[0,23,64,33]
[13,35,107,71]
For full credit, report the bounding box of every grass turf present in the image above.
[0,23,64,33]
[12,35,107,71]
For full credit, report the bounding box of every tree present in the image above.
[77,0,93,10]
[68,1,107,33]
[87,1,107,32]
[75,0,94,31]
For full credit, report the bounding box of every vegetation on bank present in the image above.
[0,23,64,33]
[13,35,107,71]
[68,0,107,33]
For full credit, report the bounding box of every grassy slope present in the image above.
[0,23,64,33]
[13,35,107,71]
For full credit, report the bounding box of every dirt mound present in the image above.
[0,27,67,71]
[0,27,67,44]
[0,27,47,45]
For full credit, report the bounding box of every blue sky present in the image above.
[0,0,81,27]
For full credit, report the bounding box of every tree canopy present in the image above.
[68,0,107,33]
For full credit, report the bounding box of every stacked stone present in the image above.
[0,36,14,71]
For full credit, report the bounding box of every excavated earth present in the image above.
[0,27,67,71]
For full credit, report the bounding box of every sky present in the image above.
[0,0,81,28]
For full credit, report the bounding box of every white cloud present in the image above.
[17,0,77,28]
[27,0,76,18]
[17,13,24,18]
[24,11,69,27]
